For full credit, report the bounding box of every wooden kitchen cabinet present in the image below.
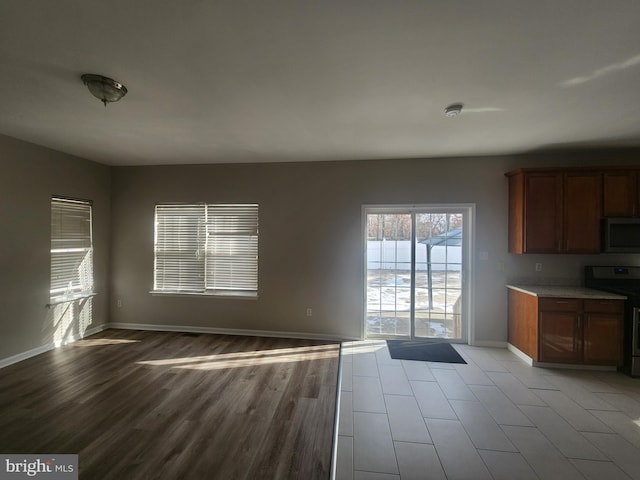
[564,173,602,253]
[603,171,639,217]
[507,169,601,254]
[539,298,582,363]
[582,299,624,365]
[519,173,562,253]
[508,288,624,366]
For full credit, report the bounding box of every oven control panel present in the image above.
[587,266,640,281]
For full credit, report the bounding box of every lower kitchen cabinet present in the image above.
[539,301,582,364]
[508,288,624,366]
[582,300,625,365]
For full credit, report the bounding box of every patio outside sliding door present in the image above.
[365,205,472,341]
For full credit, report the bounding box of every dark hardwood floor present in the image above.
[0,329,341,479]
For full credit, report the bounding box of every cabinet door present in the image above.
[524,174,563,253]
[603,172,637,217]
[508,173,525,254]
[583,313,623,365]
[564,173,602,253]
[539,311,582,363]
[583,299,624,366]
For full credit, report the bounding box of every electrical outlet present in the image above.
[479,251,489,261]
[117,299,122,308]
[535,263,543,272]
[306,308,313,317]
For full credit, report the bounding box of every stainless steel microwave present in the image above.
[603,218,640,253]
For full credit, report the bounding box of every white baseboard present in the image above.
[0,324,109,370]
[507,343,534,365]
[473,340,508,348]
[506,343,617,371]
[0,344,53,370]
[532,362,616,371]
[0,321,356,370]
[106,322,351,342]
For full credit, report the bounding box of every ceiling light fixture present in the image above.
[81,74,128,107]
[444,103,463,117]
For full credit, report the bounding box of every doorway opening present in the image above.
[364,205,474,342]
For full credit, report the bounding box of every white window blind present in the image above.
[154,204,206,292]
[154,204,258,295]
[50,197,94,302]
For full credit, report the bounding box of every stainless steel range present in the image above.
[585,266,640,377]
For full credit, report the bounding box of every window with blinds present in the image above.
[153,204,259,296]
[50,197,94,302]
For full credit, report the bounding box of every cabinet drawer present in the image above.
[538,298,580,311]
[583,299,624,314]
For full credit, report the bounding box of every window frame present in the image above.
[49,196,96,306]
[151,203,259,299]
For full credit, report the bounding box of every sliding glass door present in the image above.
[365,213,413,337]
[365,206,472,341]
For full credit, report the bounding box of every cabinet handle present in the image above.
[577,315,582,329]
[556,301,569,304]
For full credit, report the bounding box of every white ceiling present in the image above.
[1,1,640,166]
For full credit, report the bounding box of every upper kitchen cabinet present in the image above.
[564,172,602,253]
[508,171,561,253]
[506,168,601,254]
[603,171,639,217]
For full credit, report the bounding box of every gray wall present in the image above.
[0,134,111,361]
[109,151,640,343]
[2,130,640,362]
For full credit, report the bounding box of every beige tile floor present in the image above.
[335,340,640,480]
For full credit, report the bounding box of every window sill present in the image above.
[47,292,97,308]
[149,290,258,300]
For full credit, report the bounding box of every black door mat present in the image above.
[386,340,467,364]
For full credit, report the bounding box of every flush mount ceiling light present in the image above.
[444,103,463,117]
[81,74,128,107]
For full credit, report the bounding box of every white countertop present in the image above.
[506,284,627,300]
